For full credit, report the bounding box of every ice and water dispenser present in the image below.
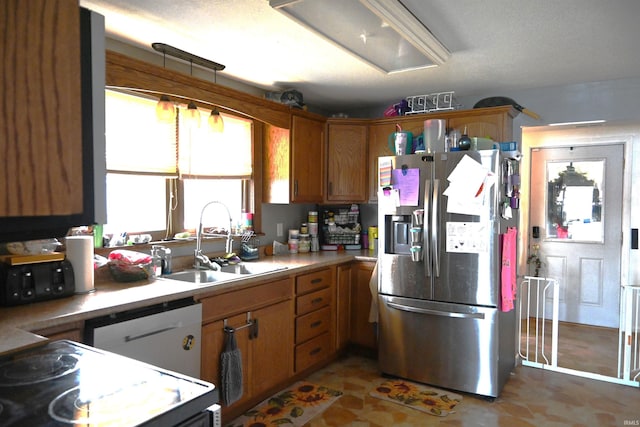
[383,209,424,261]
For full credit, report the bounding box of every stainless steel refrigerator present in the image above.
[377,149,519,398]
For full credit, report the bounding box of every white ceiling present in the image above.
[81,0,640,113]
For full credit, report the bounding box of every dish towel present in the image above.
[501,227,518,312]
[221,326,243,406]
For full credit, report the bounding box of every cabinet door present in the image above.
[251,300,293,397]
[201,314,251,409]
[0,0,87,239]
[448,110,514,142]
[326,123,367,202]
[291,115,324,203]
[350,261,377,349]
[336,263,352,351]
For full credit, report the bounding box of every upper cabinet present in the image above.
[326,120,368,203]
[0,1,105,242]
[263,112,325,204]
[366,106,516,201]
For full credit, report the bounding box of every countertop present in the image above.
[0,251,377,355]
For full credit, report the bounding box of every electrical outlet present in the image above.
[276,223,284,237]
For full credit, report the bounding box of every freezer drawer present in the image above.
[377,295,514,398]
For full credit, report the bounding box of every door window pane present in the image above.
[546,160,604,241]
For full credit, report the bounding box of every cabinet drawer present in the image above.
[296,268,332,295]
[295,305,331,343]
[296,287,331,316]
[200,278,292,323]
[295,332,331,372]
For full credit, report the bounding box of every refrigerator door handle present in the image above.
[424,179,431,276]
[432,179,440,277]
[386,301,485,319]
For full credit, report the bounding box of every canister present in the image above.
[368,226,378,239]
[308,222,318,236]
[298,234,310,253]
[308,211,318,223]
[288,239,299,254]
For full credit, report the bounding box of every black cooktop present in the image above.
[0,340,217,426]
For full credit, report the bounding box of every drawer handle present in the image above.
[310,320,322,328]
[309,347,322,356]
[311,278,322,284]
[311,297,323,304]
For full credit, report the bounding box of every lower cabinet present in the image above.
[199,278,293,419]
[335,263,352,352]
[350,261,377,350]
[32,321,83,342]
[294,267,335,373]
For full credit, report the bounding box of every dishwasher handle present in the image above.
[387,302,485,319]
[124,322,182,343]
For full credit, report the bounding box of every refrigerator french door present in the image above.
[377,150,517,398]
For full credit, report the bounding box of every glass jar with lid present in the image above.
[298,234,311,253]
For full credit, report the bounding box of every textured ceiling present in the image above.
[81,0,640,114]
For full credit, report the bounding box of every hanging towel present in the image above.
[221,326,243,406]
[501,227,518,312]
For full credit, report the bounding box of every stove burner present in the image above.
[48,380,180,425]
[0,353,79,386]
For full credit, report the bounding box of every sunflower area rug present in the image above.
[369,379,463,417]
[226,381,343,427]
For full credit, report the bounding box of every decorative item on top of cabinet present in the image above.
[199,278,293,421]
[294,267,335,373]
[326,120,368,202]
[262,112,325,203]
[350,261,377,351]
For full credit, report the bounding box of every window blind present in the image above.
[178,111,253,178]
[105,90,178,176]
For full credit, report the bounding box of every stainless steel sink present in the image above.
[163,263,287,284]
[163,270,239,284]
[218,263,288,275]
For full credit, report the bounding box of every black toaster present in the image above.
[0,259,75,306]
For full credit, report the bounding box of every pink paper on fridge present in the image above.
[500,227,518,312]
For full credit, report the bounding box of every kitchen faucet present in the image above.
[194,201,234,270]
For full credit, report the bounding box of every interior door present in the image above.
[530,144,623,327]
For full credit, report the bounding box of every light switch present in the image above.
[277,223,284,237]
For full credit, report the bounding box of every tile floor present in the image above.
[301,354,639,426]
[234,322,639,426]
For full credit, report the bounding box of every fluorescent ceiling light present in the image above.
[269,0,450,74]
[548,120,606,126]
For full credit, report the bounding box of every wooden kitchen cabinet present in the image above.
[199,278,293,419]
[350,261,377,350]
[291,114,325,203]
[335,263,352,352]
[326,120,368,202]
[447,107,515,142]
[294,267,335,373]
[32,321,84,343]
[263,112,325,203]
[366,106,516,201]
[0,0,100,242]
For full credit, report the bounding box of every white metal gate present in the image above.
[518,276,639,387]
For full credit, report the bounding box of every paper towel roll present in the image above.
[66,236,95,294]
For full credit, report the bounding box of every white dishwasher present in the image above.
[85,298,203,378]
